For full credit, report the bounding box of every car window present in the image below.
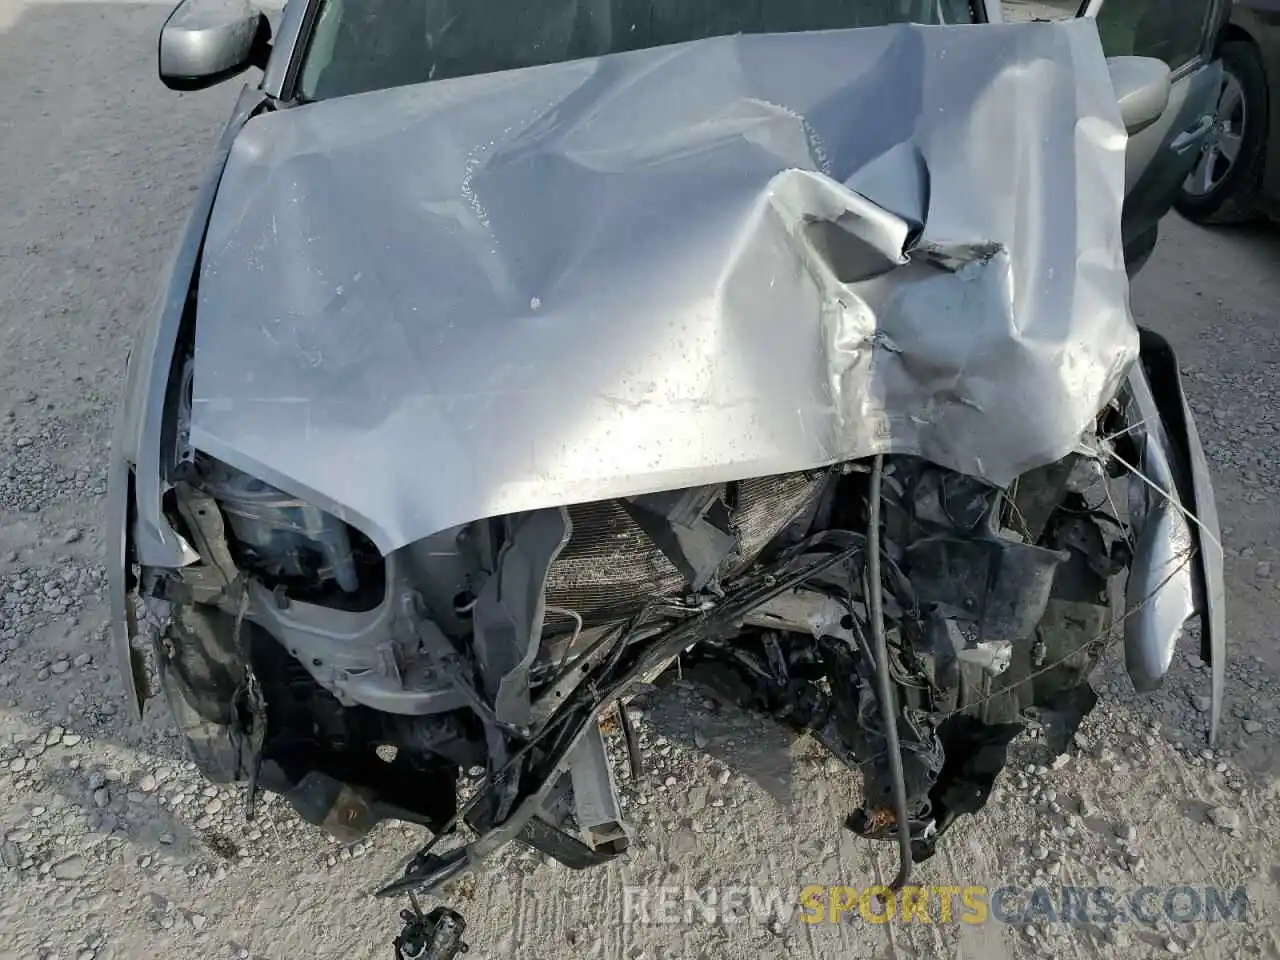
[297,0,978,101]
[1093,0,1217,73]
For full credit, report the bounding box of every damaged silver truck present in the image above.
[110,0,1229,953]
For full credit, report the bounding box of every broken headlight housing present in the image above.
[194,456,386,610]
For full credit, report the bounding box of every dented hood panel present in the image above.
[193,20,1137,554]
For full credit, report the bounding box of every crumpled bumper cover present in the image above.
[1122,330,1226,743]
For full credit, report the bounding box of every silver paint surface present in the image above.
[193,20,1137,553]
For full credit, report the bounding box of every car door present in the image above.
[1079,0,1229,269]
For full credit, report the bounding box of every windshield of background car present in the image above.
[296,0,978,100]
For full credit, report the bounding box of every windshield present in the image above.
[297,0,977,101]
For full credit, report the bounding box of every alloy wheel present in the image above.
[1183,70,1247,198]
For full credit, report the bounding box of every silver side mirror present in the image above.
[159,0,271,92]
[1107,56,1172,136]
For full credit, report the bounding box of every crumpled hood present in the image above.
[193,19,1137,554]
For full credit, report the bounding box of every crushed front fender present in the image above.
[1122,328,1225,743]
[107,84,267,719]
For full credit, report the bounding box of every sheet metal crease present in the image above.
[193,20,1138,553]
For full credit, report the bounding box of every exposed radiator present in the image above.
[543,471,828,627]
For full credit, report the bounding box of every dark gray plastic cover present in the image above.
[193,20,1138,554]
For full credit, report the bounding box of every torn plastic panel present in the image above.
[127,427,1208,880]
[192,20,1136,555]
[1121,366,1195,691]
[472,507,572,728]
[128,436,1202,906]
[1117,330,1225,743]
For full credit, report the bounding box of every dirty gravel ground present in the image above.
[2,2,1280,958]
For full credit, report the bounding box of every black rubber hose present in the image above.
[866,454,913,891]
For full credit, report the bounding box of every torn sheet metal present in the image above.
[1123,362,1197,696]
[193,20,1137,554]
[1126,330,1226,745]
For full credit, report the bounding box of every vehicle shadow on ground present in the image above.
[1178,215,1280,258]
[629,677,807,809]
[1166,216,1280,314]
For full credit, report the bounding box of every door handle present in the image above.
[1171,115,1215,153]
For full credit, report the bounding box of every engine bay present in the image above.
[133,426,1141,900]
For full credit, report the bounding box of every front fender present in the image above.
[1123,328,1225,743]
[107,83,267,719]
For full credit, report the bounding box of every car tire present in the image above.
[1175,40,1269,224]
